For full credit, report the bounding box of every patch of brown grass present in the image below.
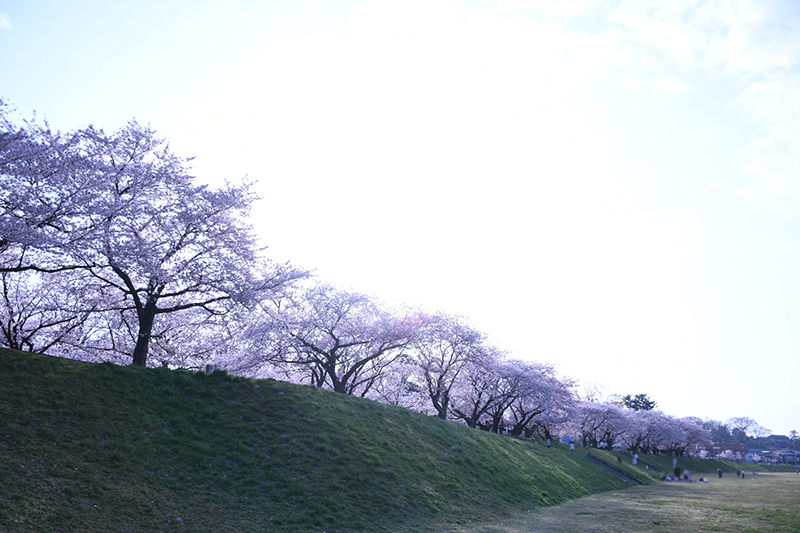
[453,472,800,533]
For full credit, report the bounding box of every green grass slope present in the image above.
[1,348,636,532]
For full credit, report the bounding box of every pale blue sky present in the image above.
[2,0,799,436]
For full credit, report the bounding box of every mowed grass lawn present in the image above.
[456,472,800,533]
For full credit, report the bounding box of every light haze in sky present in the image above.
[2,0,799,436]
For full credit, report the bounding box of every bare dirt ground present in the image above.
[450,472,800,533]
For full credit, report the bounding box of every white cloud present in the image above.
[616,74,690,94]
[0,14,12,30]
[605,1,800,215]
[652,75,691,93]
[169,0,626,184]
[611,0,800,74]
[165,0,664,332]
[610,0,716,68]
[738,73,800,126]
[584,103,613,119]
[476,0,610,18]
[710,0,800,73]
[736,73,800,210]
[526,0,609,18]
[616,74,644,91]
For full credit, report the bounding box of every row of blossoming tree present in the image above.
[0,101,738,455]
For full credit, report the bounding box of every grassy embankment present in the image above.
[0,348,790,532]
[0,348,638,532]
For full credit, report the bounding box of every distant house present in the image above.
[765,435,791,448]
[711,442,748,455]
[779,451,799,465]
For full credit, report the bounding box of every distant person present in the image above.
[633,453,638,466]
[717,468,723,479]
[741,470,745,479]
[546,438,551,447]
[568,436,575,452]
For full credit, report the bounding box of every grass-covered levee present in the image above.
[0,348,646,532]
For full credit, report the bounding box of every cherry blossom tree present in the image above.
[620,409,662,454]
[362,354,431,412]
[652,416,687,455]
[446,354,577,435]
[480,360,534,433]
[255,284,419,395]
[1,106,302,366]
[505,362,575,438]
[630,414,709,456]
[528,398,575,442]
[566,401,626,449]
[1,109,91,269]
[676,417,712,456]
[449,347,506,429]
[407,313,484,419]
[719,449,742,461]
[0,271,94,353]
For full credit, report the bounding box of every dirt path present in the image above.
[450,472,800,533]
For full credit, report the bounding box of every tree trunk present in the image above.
[330,369,346,393]
[426,375,449,419]
[435,393,449,419]
[490,414,503,433]
[131,302,157,366]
